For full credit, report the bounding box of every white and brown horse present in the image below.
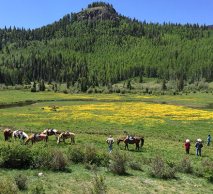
[57,132,75,144]
[25,133,48,145]
[42,128,61,136]
[13,130,28,141]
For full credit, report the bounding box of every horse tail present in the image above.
[117,139,120,145]
[140,137,144,148]
[24,138,30,145]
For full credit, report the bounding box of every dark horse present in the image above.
[117,136,144,151]
[3,128,13,141]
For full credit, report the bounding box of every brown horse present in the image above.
[117,136,144,150]
[25,133,48,145]
[3,128,13,141]
[57,132,75,144]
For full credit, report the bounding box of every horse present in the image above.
[25,133,48,145]
[117,136,144,151]
[3,128,13,141]
[42,128,61,139]
[57,132,75,144]
[12,130,28,141]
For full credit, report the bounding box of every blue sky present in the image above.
[0,0,212,29]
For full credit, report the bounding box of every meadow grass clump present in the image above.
[108,150,128,175]
[0,143,33,169]
[178,157,193,174]
[14,173,28,190]
[0,177,18,194]
[29,180,45,194]
[150,156,176,179]
[128,161,142,171]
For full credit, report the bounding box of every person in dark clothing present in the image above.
[195,139,203,156]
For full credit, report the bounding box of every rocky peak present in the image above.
[77,2,119,21]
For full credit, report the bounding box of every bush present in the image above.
[178,157,193,174]
[14,174,28,190]
[31,145,52,169]
[84,145,103,166]
[0,177,18,194]
[0,143,33,169]
[32,146,68,171]
[49,150,68,171]
[67,146,84,164]
[108,150,128,175]
[150,156,176,179]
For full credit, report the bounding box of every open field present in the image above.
[0,90,213,193]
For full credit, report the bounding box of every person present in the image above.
[207,134,211,146]
[106,135,114,153]
[195,139,203,156]
[184,139,191,154]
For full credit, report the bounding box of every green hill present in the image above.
[0,2,213,92]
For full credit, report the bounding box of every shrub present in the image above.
[14,173,28,190]
[0,143,33,169]
[49,150,68,171]
[108,150,128,175]
[0,177,18,194]
[84,145,103,166]
[31,145,52,169]
[67,146,84,164]
[150,156,176,179]
[68,147,84,164]
[178,157,193,174]
[207,175,213,184]
[32,146,68,171]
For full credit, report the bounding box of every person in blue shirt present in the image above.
[207,134,211,146]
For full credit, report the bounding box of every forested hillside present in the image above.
[0,2,213,91]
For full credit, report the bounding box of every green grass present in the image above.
[0,90,213,193]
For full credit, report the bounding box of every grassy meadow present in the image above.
[0,90,213,193]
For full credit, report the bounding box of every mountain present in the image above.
[0,2,213,91]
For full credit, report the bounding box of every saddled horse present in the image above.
[13,130,28,141]
[25,133,48,145]
[117,136,144,151]
[3,128,13,141]
[42,128,61,139]
[42,128,60,136]
[57,132,75,144]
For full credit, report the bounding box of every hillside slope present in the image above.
[0,2,213,91]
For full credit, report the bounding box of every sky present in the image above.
[0,0,213,29]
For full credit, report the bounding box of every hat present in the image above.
[197,138,202,142]
[185,139,190,143]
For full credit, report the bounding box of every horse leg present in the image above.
[136,143,139,151]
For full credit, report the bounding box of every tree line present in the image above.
[0,2,213,91]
